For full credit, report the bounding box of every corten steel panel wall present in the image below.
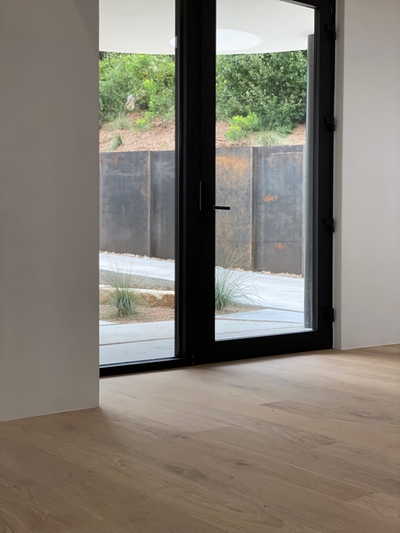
[100,152,151,255]
[100,147,305,274]
[0,0,99,421]
[253,146,304,276]
[216,148,253,270]
[150,151,176,260]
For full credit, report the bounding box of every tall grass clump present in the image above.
[108,132,123,151]
[101,270,146,318]
[214,246,257,312]
[215,267,256,312]
[256,130,287,147]
[105,112,132,131]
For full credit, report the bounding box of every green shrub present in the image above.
[135,118,151,131]
[216,51,307,133]
[108,132,122,151]
[99,53,175,124]
[225,112,258,143]
[142,78,175,123]
[99,50,307,132]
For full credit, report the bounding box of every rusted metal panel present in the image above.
[150,151,175,260]
[216,147,253,270]
[100,152,150,256]
[253,146,304,275]
[100,146,305,275]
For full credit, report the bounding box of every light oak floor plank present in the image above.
[0,346,399,533]
[342,492,400,520]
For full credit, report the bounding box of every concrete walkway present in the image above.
[100,319,306,365]
[99,253,307,365]
[100,253,175,288]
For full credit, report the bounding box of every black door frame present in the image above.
[100,0,335,377]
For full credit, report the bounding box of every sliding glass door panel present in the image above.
[191,0,335,365]
[99,0,177,368]
[214,0,315,342]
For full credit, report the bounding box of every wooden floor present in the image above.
[0,346,399,533]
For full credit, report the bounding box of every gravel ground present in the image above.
[100,305,174,324]
[99,111,306,153]
[100,304,256,324]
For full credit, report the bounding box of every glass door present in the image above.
[214,0,315,341]
[99,0,180,373]
[191,0,335,365]
[100,0,335,375]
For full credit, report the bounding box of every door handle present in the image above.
[213,205,231,210]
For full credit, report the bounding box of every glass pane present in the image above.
[99,2,176,365]
[215,0,314,341]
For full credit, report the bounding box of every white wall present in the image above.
[0,0,99,421]
[334,0,400,349]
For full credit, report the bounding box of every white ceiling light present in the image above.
[170,29,262,54]
[217,29,262,53]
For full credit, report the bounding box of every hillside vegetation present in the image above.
[99,51,308,151]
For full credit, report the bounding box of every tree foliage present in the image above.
[99,51,307,133]
[99,53,175,123]
[216,51,308,133]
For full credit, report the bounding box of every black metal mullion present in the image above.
[313,0,335,346]
[198,0,218,355]
[100,358,187,377]
[175,0,217,363]
[175,0,201,363]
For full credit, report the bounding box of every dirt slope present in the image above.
[99,111,306,153]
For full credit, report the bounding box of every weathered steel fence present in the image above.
[100,145,305,275]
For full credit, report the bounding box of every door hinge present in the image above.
[325,24,337,41]
[324,116,336,132]
[324,308,335,322]
[324,218,335,233]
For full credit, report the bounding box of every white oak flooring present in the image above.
[0,345,399,532]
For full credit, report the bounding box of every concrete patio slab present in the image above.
[100,318,307,365]
[220,308,304,323]
[215,319,301,335]
[100,338,174,365]
[100,321,174,346]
